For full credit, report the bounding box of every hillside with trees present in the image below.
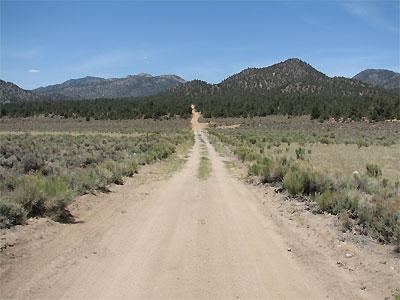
[1,59,399,121]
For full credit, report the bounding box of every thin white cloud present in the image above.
[342,2,399,33]
[72,50,154,73]
[28,69,39,73]
[11,48,42,60]
[301,16,333,32]
[72,51,135,72]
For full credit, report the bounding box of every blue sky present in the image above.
[1,0,399,90]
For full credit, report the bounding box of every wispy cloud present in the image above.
[342,1,399,33]
[301,16,332,32]
[72,51,135,72]
[10,48,42,60]
[28,69,39,73]
[72,50,154,73]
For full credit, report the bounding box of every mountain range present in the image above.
[353,69,400,89]
[1,58,398,104]
[33,73,186,100]
[0,73,185,103]
[2,58,398,121]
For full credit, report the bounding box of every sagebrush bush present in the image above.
[358,197,400,244]
[283,170,310,196]
[307,171,334,194]
[14,174,47,217]
[43,177,75,220]
[0,196,26,228]
[315,191,335,211]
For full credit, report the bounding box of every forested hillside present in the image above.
[1,59,399,121]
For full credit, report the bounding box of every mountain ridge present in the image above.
[32,73,186,100]
[353,69,400,89]
[0,80,41,103]
[1,58,393,105]
[2,58,398,121]
[160,58,380,101]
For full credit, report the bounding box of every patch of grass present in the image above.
[198,156,212,180]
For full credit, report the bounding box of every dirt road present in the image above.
[1,109,396,299]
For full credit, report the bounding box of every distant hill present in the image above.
[33,73,186,100]
[353,69,400,89]
[0,80,41,103]
[161,58,380,100]
[2,58,399,121]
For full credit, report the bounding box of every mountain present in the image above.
[144,58,395,119]
[33,74,186,99]
[3,58,398,121]
[164,58,379,99]
[353,69,400,89]
[0,80,41,103]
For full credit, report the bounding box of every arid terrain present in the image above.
[0,109,399,299]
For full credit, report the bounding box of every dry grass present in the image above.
[208,118,400,244]
[0,115,190,133]
[0,128,193,228]
[264,143,400,182]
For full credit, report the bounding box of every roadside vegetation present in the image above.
[208,121,400,247]
[0,130,193,228]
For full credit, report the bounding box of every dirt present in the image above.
[216,124,241,129]
[1,110,399,299]
[191,104,209,130]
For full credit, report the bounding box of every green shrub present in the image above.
[281,137,290,144]
[75,169,98,195]
[358,197,400,244]
[14,174,46,217]
[283,170,310,196]
[366,163,382,177]
[382,178,389,188]
[249,164,262,176]
[315,191,335,211]
[307,171,334,194]
[233,148,250,161]
[357,140,370,148]
[0,196,26,228]
[320,137,329,144]
[295,147,306,160]
[315,191,359,215]
[43,177,75,220]
[245,152,261,162]
[249,138,257,144]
